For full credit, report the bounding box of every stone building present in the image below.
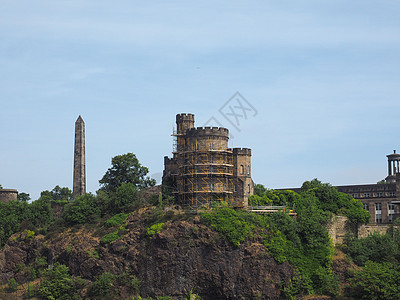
[163,113,254,209]
[286,150,400,224]
[0,189,18,203]
[334,150,400,224]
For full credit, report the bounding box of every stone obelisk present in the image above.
[73,115,86,198]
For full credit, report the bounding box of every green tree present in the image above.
[300,178,369,224]
[345,233,398,266]
[63,193,100,225]
[41,186,73,202]
[346,261,400,300]
[89,272,115,298]
[112,182,143,212]
[51,185,73,201]
[99,153,156,193]
[17,192,31,202]
[38,263,76,300]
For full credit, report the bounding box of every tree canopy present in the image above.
[99,153,156,193]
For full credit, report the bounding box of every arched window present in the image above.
[240,165,244,174]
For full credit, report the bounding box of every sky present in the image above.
[1,1,400,200]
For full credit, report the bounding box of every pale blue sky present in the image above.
[1,1,399,200]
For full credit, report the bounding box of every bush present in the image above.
[89,272,114,298]
[8,278,18,292]
[345,233,398,266]
[27,283,35,297]
[117,272,141,294]
[201,208,251,247]
[38,263,76,300]
[104,213,129,227]
[101,231,120,244]
[147,222,165,237]
[63,193,100,225]
[346,261,400,300]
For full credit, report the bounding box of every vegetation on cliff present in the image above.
[0,155,384,299]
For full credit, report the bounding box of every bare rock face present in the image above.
[0,209,295,299]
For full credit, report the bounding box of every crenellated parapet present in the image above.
[231,148,252,156]
[186,127,229,138]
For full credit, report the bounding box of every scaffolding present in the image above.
[173,136,235,209]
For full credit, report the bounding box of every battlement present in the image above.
[176,113,195,122]
[164,156,175,164]
[231,148,252,156]
[187,127,229,138]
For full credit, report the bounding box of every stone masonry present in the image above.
[0,189,18,204]
[73,116,86,199]
[163,113,254,209]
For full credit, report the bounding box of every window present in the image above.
[377,192,383,197]
[389,203,395,222]
[240,165,244,174]
[389,192,396,197]
[363,203,369,211]
[376,214,382,224]
[352,193,359,198]
[376,202,382,223]
[364,193,371,198]
[247,166,250,175]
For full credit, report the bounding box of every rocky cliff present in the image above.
[0,207,295,299]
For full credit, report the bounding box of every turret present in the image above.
[176,113,195,135]
[386,150,400,183]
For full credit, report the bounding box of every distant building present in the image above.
[285,150,400,224]
[163,113,254,209]
[0,189,18,203]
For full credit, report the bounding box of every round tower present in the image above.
[176,126,234,208]
[0,189,18,203]
[386,150,400,183]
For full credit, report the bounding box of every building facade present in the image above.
[163,113,254,209]
[286,150,400,224]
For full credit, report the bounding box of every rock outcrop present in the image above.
[0,208,295,299]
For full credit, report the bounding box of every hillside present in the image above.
[0,206,296,299]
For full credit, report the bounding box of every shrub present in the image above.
[101,231,120,244]
[38,263,76,300]
[105,213,129,227]
[89,272,114,298]
[147,222,165,237]
[27,283,35,297]
[117,272,141,294]
[346,261,400,299]
[201,208,252,247]
[8,278,18,292]
[345,233,398,266]
[63,193,100,225]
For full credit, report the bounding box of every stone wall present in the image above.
[0,189,18,203]
[327,216,355,245]
[357,224,391,238]
[327,215,396,244]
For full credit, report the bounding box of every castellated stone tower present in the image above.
[73,115,86,199]
[163,113,254,209]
